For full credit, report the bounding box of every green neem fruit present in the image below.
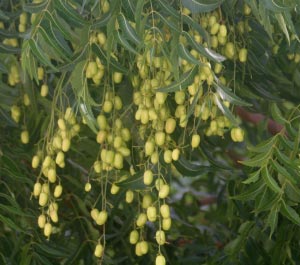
[44,222,52,237]
[155,230,166,245]
[171,148,180,161]
[143,170,154,185]
[142,194,153,209]
[136,213,147,227]
[147,206,157,222]
[162,217,172,230]
[125,190,134,203]
[110,183,120,195]
[140,241,149,254]
[97,114,107,129]
[129,230,139,244]
[156,255,166,265]
[191,134,201,149]
[39,192,48,206]
[21,130,29,144]
[160,204,170,218]
[103,100,113,113]
[38,214,46,228]
[239,48,248,63]
[54,184,63,198]
[145,140,155,156]
[155,131,166,146]
[225,42,235,59]
[175,90,185,105]
[158,184,170,199]
[165,118,176,134]
[96,210,108,225]
[94,243,104,258]
[33,182,42,197]
[219,25,227,37]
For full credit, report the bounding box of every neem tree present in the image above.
[1,0,300,264]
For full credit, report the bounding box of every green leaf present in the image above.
[267,206,279,237]
[28,39,58,71]
[213,94,239,126]
[117,13,141,46]
[23,1,47,13]
[79,101,98,134]
[285,182,300,203]
[173,156,212,177]
[275,13,290,44]
[0,43,21,54]
[280,200,300,225]
[0,10,9,21]
[242,170,261,184]
[232,178,265,200]
[158,0,180,19]
[278,134,294,150]
[214,79,251,106]
[181,31,225,62]
[54,0,89,27]
[116,171,146,190]
[261,0,293,12]
[239,149,272,167]
[262,166,282,194]
[154,12,181,34]
[0,214,25,232]
[91,43,128,74]
[270,103,286,125]
[91,12,112,29]
[248,136,277,153]
[114,30,139,55]
[182,0,224,13]
[178,43,204,66]
[255,187,279,212]
[182,14,210,43]
[270,159,298,184]
[157,66,198,93]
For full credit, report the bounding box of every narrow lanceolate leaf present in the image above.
[261,0,293,12]
[278,134,294,150]
[158,0,180,19]
[280,200,300,225]
[239,149,272,167]
[91,43,128,74]
[0,43,21,54]
[214,79,251,106]
[256,188,279,212]
[28,39,58,71]
[262,167,282,194]
[173,156,212,177]
[270,159,298,184]
[214,94,238,126]
[267,206,278,237]
[232,178,265,200]
[182,0,224,13]
[178,43,204,66]
[154,13,181,34]
[275,13,290,44]
[248,135,277,153]
[116,171,146,190]
[54,0,88,27]
[187,86,202,119]
[182,14,209,43]
[0,214,24,232]
[182,31,225,63]
[270,103,286,125]
[79,101,98,134]
[157,66,198,93]
[242,169,261,184]
[114,30,139,55]
[117,13,141,46]
[23,1,47,13]
[91,12,112,29]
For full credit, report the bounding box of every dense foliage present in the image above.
[1,0,300,264]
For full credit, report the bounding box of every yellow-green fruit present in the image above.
[113,152,124,169]
[40,84,49,97]
[244,4,252,15]
[214,63,222,74]
[97,114,107,129]
[175,90,185,105]
[159,184,170,199]
[97,32,107,45]
[129,230,139,244]
[103,100,113,113]
[136,213,147,227]
[96,210,108,225]
[47,168,56,183]
[142,194,153,209]
[113,72,123,84]
[54,184,63,198]
[20,12,28,24]
[155,230,166,245]
[85,182,92,192]
[42,183,50,194]
[114,96,123,110]
[191,134,201,149]
[208,15,217,27]
[225,42,235,59]
[165,118,176,134]
[155,131,166,146]
[147,206,157,222]
[231,127,244,142]
[125,190,134,203]
[23,93,30,106]
[39,192,48,206]
[135,242,143,256]
[162,217,172,230]
[52,136,62,150]
[210,23,220,35]
[96,130,107,144]
[44,222,52,237]
[239,48,248,63]
[62,138,71,152]
[94,243,104,258]
[151,151,159,164]
[32,155,40,169]
[140,241,149,254]
[55,151,64,165]
[121,128,131,142]
[37,67,44,80]
[33,182,42,197]
[21,130,29,144]
[86,61,98,78]
[11,105,21,123]
[57,118,67,131]
[155,179,164,191]
[219,25,227,37]
[145,140,155,156]
[91,208,99,221]
[49,210,58,223]
[110,183,120,195]
[38,214,46,228]
[164,150,172,164]
[171,148,180,161]
[94,161,102,173]
[160,204,170,219]
[156,255,166,265]
[143,170,153,185]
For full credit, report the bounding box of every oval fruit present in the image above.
[96,210,108,225]
[94,243,104,258]
[129,230,139,244]
[125,190,134,203]
[165,118,176,134]
[158,184,170,199]
[239,48,248,63]
[191,134,201,149]
[143,170,153,185]
[33,182,42,197]
[136,213,147,227]
[155,230,166,245]
[44,222,52,237]
[156,255,166,265]
[160,204,170,219]
[146,206,157,222]
[54,184,63,198]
